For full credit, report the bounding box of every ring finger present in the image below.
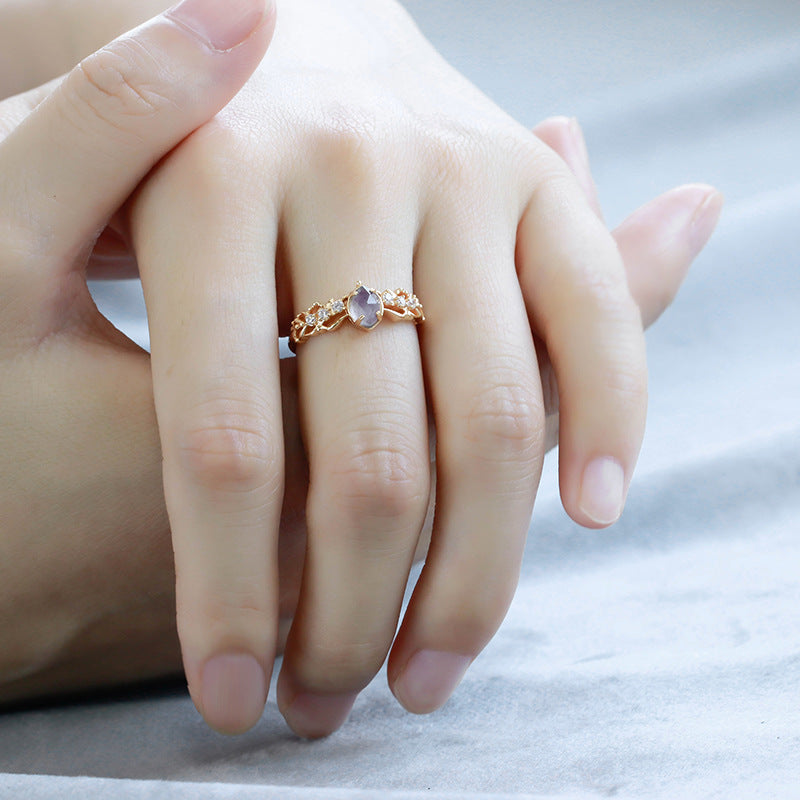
[276,145,430,738]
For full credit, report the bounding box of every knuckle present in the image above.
[571,251,632,310]
[178,584,271,644]
[423,118,533,198]
[440,586,514,651]
[541,242,637,332]
[69,39,172,135]
[305,112,389,196]
[425,126,489,194]
[462,372,544,462]
[581,292,649,410]
[180,121,260,188]
[297,638,388,691]
[509,128,555,178]
[304,99,415,207]
[527,168,581,221]
[131,120,271,227]
[178,402,279,495]
[605,357,649,409]
[325,434,428,526]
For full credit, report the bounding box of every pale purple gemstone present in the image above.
[347,286,382,330]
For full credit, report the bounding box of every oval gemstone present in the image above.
[347,286,382,330]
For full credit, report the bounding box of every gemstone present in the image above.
[397,296,407,308]
[318,308,330,322]
[382,291,396,303]
[331,300,345,314]
[347,285,382,330]
[305,312,316,325]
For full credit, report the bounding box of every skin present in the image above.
[0,0,723,735]
[0,100,721,712]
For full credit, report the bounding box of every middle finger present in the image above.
[131,130,284,735]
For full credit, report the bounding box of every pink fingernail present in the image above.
[284,692,358,739]
[200,652,267,734]
[394,650,471,714]
[568,117,591,170]
[167,0,271,51]
[579,456,626,526]
[689,188,724,258]
[565,117,600,212]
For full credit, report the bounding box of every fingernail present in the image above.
[167,0,271,51]
[689,188,724,258]
[566,117,601,214]
[568,117,591,170]
[579,456,626,526]
[394,650,471,714]
[284,692,358,739]
[200,652,267,734]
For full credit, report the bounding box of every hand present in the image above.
[0,0,276,700]
[109,0,723,738]
[0,97,718,705]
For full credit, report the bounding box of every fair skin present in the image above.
[0,107,719,705]
[0,0,722,736]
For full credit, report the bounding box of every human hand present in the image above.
[0,0,275,702]
[275,114,724,643]
[106,0,722,739]
[0,58,718,707]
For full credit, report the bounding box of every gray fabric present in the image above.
[3,1,800,797]
[0,775,570,800]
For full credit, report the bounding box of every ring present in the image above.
[289,281,425,350]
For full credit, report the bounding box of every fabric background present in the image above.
[2,1,799,797]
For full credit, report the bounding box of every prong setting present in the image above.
[290,281,424,346]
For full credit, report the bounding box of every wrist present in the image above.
[0,344,179,700]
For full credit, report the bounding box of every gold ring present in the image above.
[289,281,424,350]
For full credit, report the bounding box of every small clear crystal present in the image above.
[332,300,344,314]
[318,308,330,322]
[397,296,407,308]
[305,312,316,325]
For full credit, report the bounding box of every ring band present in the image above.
[289,281,424,350]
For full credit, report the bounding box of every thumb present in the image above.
[0,0,275,279]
